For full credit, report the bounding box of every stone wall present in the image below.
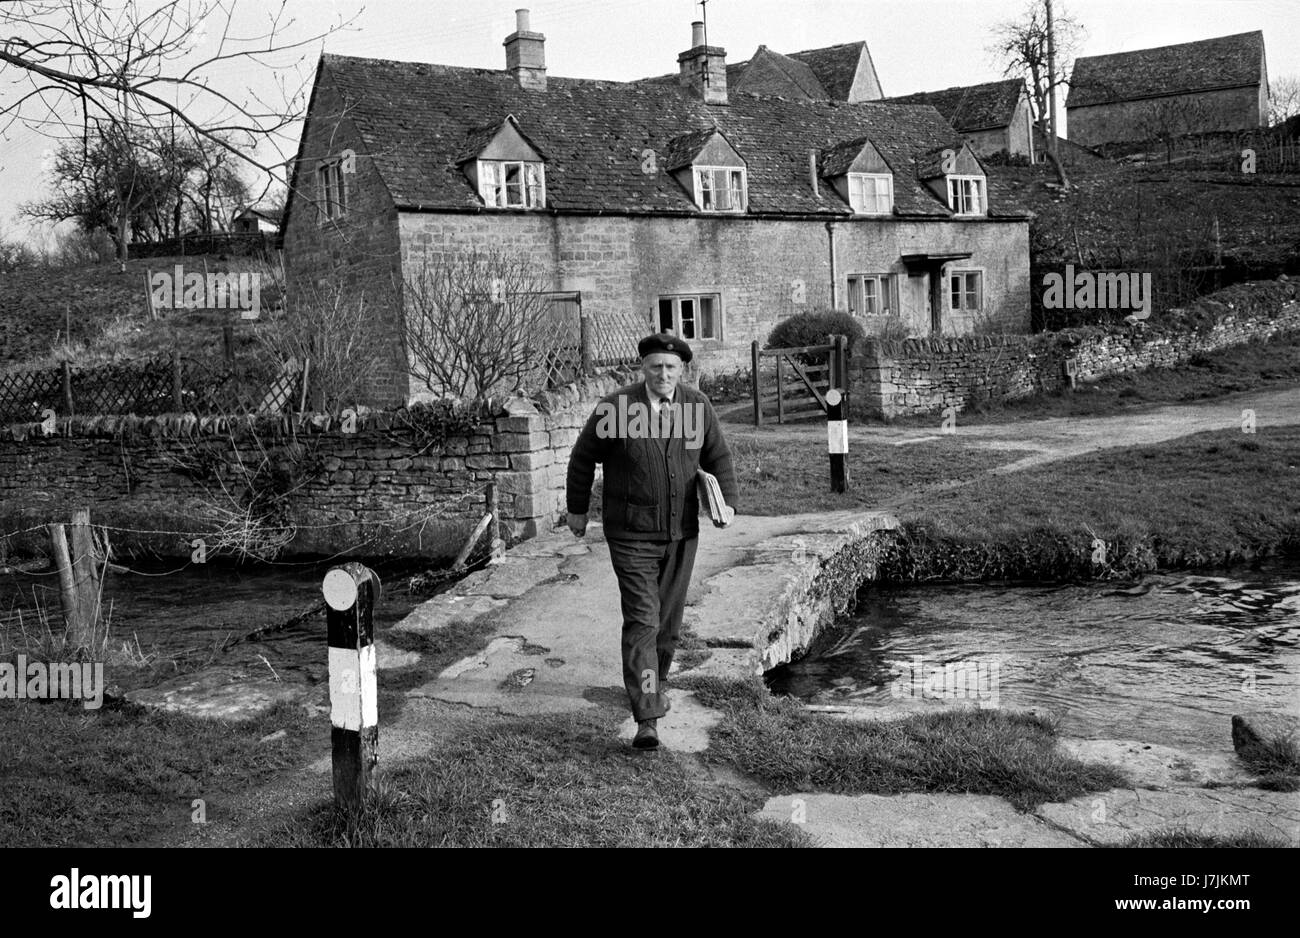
[853,279,1300,418]
[0,369,638,561]
[280,69,408,408]
[397,211,1031,379]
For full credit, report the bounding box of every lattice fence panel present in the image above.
[525,296,583,389]
[0,367,62,424]
[588,307,646,368]
[72,359,174,416]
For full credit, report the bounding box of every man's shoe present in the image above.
[633,719,659,750]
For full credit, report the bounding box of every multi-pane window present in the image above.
[847,274,895,315]
[317,159,348,221]
[693,167,746,212]
[947,175,985,215]
[479,160,545,208]
[949,270,983,311]
[847,173,893,214]
[657,294,720,341]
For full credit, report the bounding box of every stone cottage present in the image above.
[1066,31,1269,149]
[883,79,1036,161]
[282,10,1031,406]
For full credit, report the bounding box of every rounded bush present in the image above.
[764,309,865,364]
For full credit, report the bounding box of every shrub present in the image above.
[765,308,865,364]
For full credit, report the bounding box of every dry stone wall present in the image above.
[0,368,638,560]
[853,279,1300,418]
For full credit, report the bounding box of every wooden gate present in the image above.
[750,335,849,425]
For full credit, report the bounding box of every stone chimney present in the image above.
[677,20,727,104]
[504,8,546,91]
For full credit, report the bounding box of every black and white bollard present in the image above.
[826,388,848,493]
[323,561,380,812]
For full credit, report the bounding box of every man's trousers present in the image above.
[604,535,699,722]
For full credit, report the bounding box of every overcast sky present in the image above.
[1,0,1297,243]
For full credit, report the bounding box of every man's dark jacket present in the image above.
[566,380,738,541]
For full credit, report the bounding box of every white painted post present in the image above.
[826,388,848,493]
[323,562,380,812]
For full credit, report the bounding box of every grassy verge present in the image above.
[729,432,1035,516]
[263,706,809,847]
[0,697,314,846]
[685,677,1127,812]
[1118,830,1291,848]
[879,425,1300,581]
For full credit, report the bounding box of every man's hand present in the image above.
[714,506,736,529]
[567,512,589,537]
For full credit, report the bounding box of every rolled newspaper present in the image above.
[696,469,735,527]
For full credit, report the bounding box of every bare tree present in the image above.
[259,275,388,414]
[988,0,1086,139]
[1270,75,1300,128]
[0,0,356,263]
[404,247,561,400]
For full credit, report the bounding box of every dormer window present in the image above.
[947,175,985,215]
[478,160,545,208]
[847,173,892,214]
[694,166,746,212]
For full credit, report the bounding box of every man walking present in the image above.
[565,332,739,750]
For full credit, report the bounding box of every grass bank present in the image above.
[880,425,1300,581]
[686,677,1127,812]
[0,697,313,846]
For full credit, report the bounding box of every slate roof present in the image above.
[1066,31,1265,108]
[663,127,725,171]
[788,42,875,101]
[301,53,1022,222]
[726,46,829,100]
[883,79,1025,133]
[819,137,882,177]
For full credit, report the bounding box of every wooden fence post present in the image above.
[486,481,505,564]
[48,508,100,650]
[324,562,380,813]
[69,508,101,647]
[835,334,850,419]
[222,325,235,366]
[61,361,74,417]
[579,313,593,376]
[751,341,762,426]
[171,350,184,412]
[776,353,785,424]
[826,389,848,494]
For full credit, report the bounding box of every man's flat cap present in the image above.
[638,332,693,363]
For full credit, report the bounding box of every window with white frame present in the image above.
[317,158,348,221]
[949,269,983,311]
[478,160,545,208]
[847,173,893,214]
[947,175,985,215]
[693,166,746,212]
[846,274,895,316]
[657,294,721,340]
